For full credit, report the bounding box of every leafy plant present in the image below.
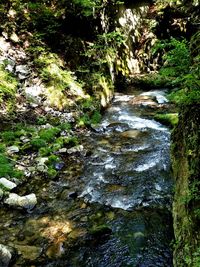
[0,153,23,178]
[154,113,178,128]
[39,127,61,142]
[0,64,18,108]
[153,38,191,78]
[31,138,47,149]
[1,131,16,143]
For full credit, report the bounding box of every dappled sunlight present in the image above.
[99,76,113,108]
[41,218,72,241]
[25,216,73,240]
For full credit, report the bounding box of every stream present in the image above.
[0,89,174,266]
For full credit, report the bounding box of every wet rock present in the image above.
[68,191,78,199]
[25,85,44,98]
[91,124,103,133]
[67,145,84,154]
[89,224,112,238]
[106,122,129,132]
[20,136,30,143]
[10,32,19,43]
[0,244,12,267]
[7,145,19,154]
[5,59,15,73]
[37,165,47,172]
[4,193,37,210]
[46,242,64,259]
[58,148,67,153]
[36,157,48,165]
[140,90,168,104]
[54,161,65,170]
[120,130,140,138]
[14,245,41,260]
[0,178,17,190]
[15,64,29,75]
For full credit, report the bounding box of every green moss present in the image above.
[1,131,16,143]
[39,147,52,156]
[47,168,58,178]
[0,153,13,177]
[32,50,86,110]
[59,122,71,131]
[0,144,6,153]
[89,224,111,236]
[65,136,79,147]
[0,153,23,178]
[91,111,102,124]
[39,127,61,142]
[46,155,60,165]
[36,116,47,125]
[0,64,18,108]
[31,138,47,149]
[154,113,178,127]
[77,114,91,127]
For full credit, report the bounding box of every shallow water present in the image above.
[0,89,174,266]
[77,90,173,266]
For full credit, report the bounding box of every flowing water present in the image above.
[0,89,174,266]
[77,90,173,266]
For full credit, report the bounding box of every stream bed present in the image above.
[0,89,174,266]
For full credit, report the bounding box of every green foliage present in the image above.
[154,113,178,128]
[153,38,191,78]
[0,64,18,109]
[46,155,59,178]
[77,97,102,126]
[1,131,16,143]
[58,122,72,131]
[78,114,91,127]
[36,116,47,125]
[46,155,60,166]
[47,168,58,178]
[64,136,79,147]
[85,30,125,66]
[0,144,6,153]
[0,153,23,178]
[31,138,47,149]
[0,154,13,177]
[39,127,61,142]
[33,50,86,110]
[28,2,61,39]
[152,36,200,105]
[91,110,102,124]
[38,147,52,156]
[73,0,101,16]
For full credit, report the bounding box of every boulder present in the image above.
[7,145,19,154]
[67,145,84,154]
[4,193,37,210]
[0,178,17,190]
[0,244,12,267]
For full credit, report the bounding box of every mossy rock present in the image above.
[89,224,112,237]
[154,113,178,128]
